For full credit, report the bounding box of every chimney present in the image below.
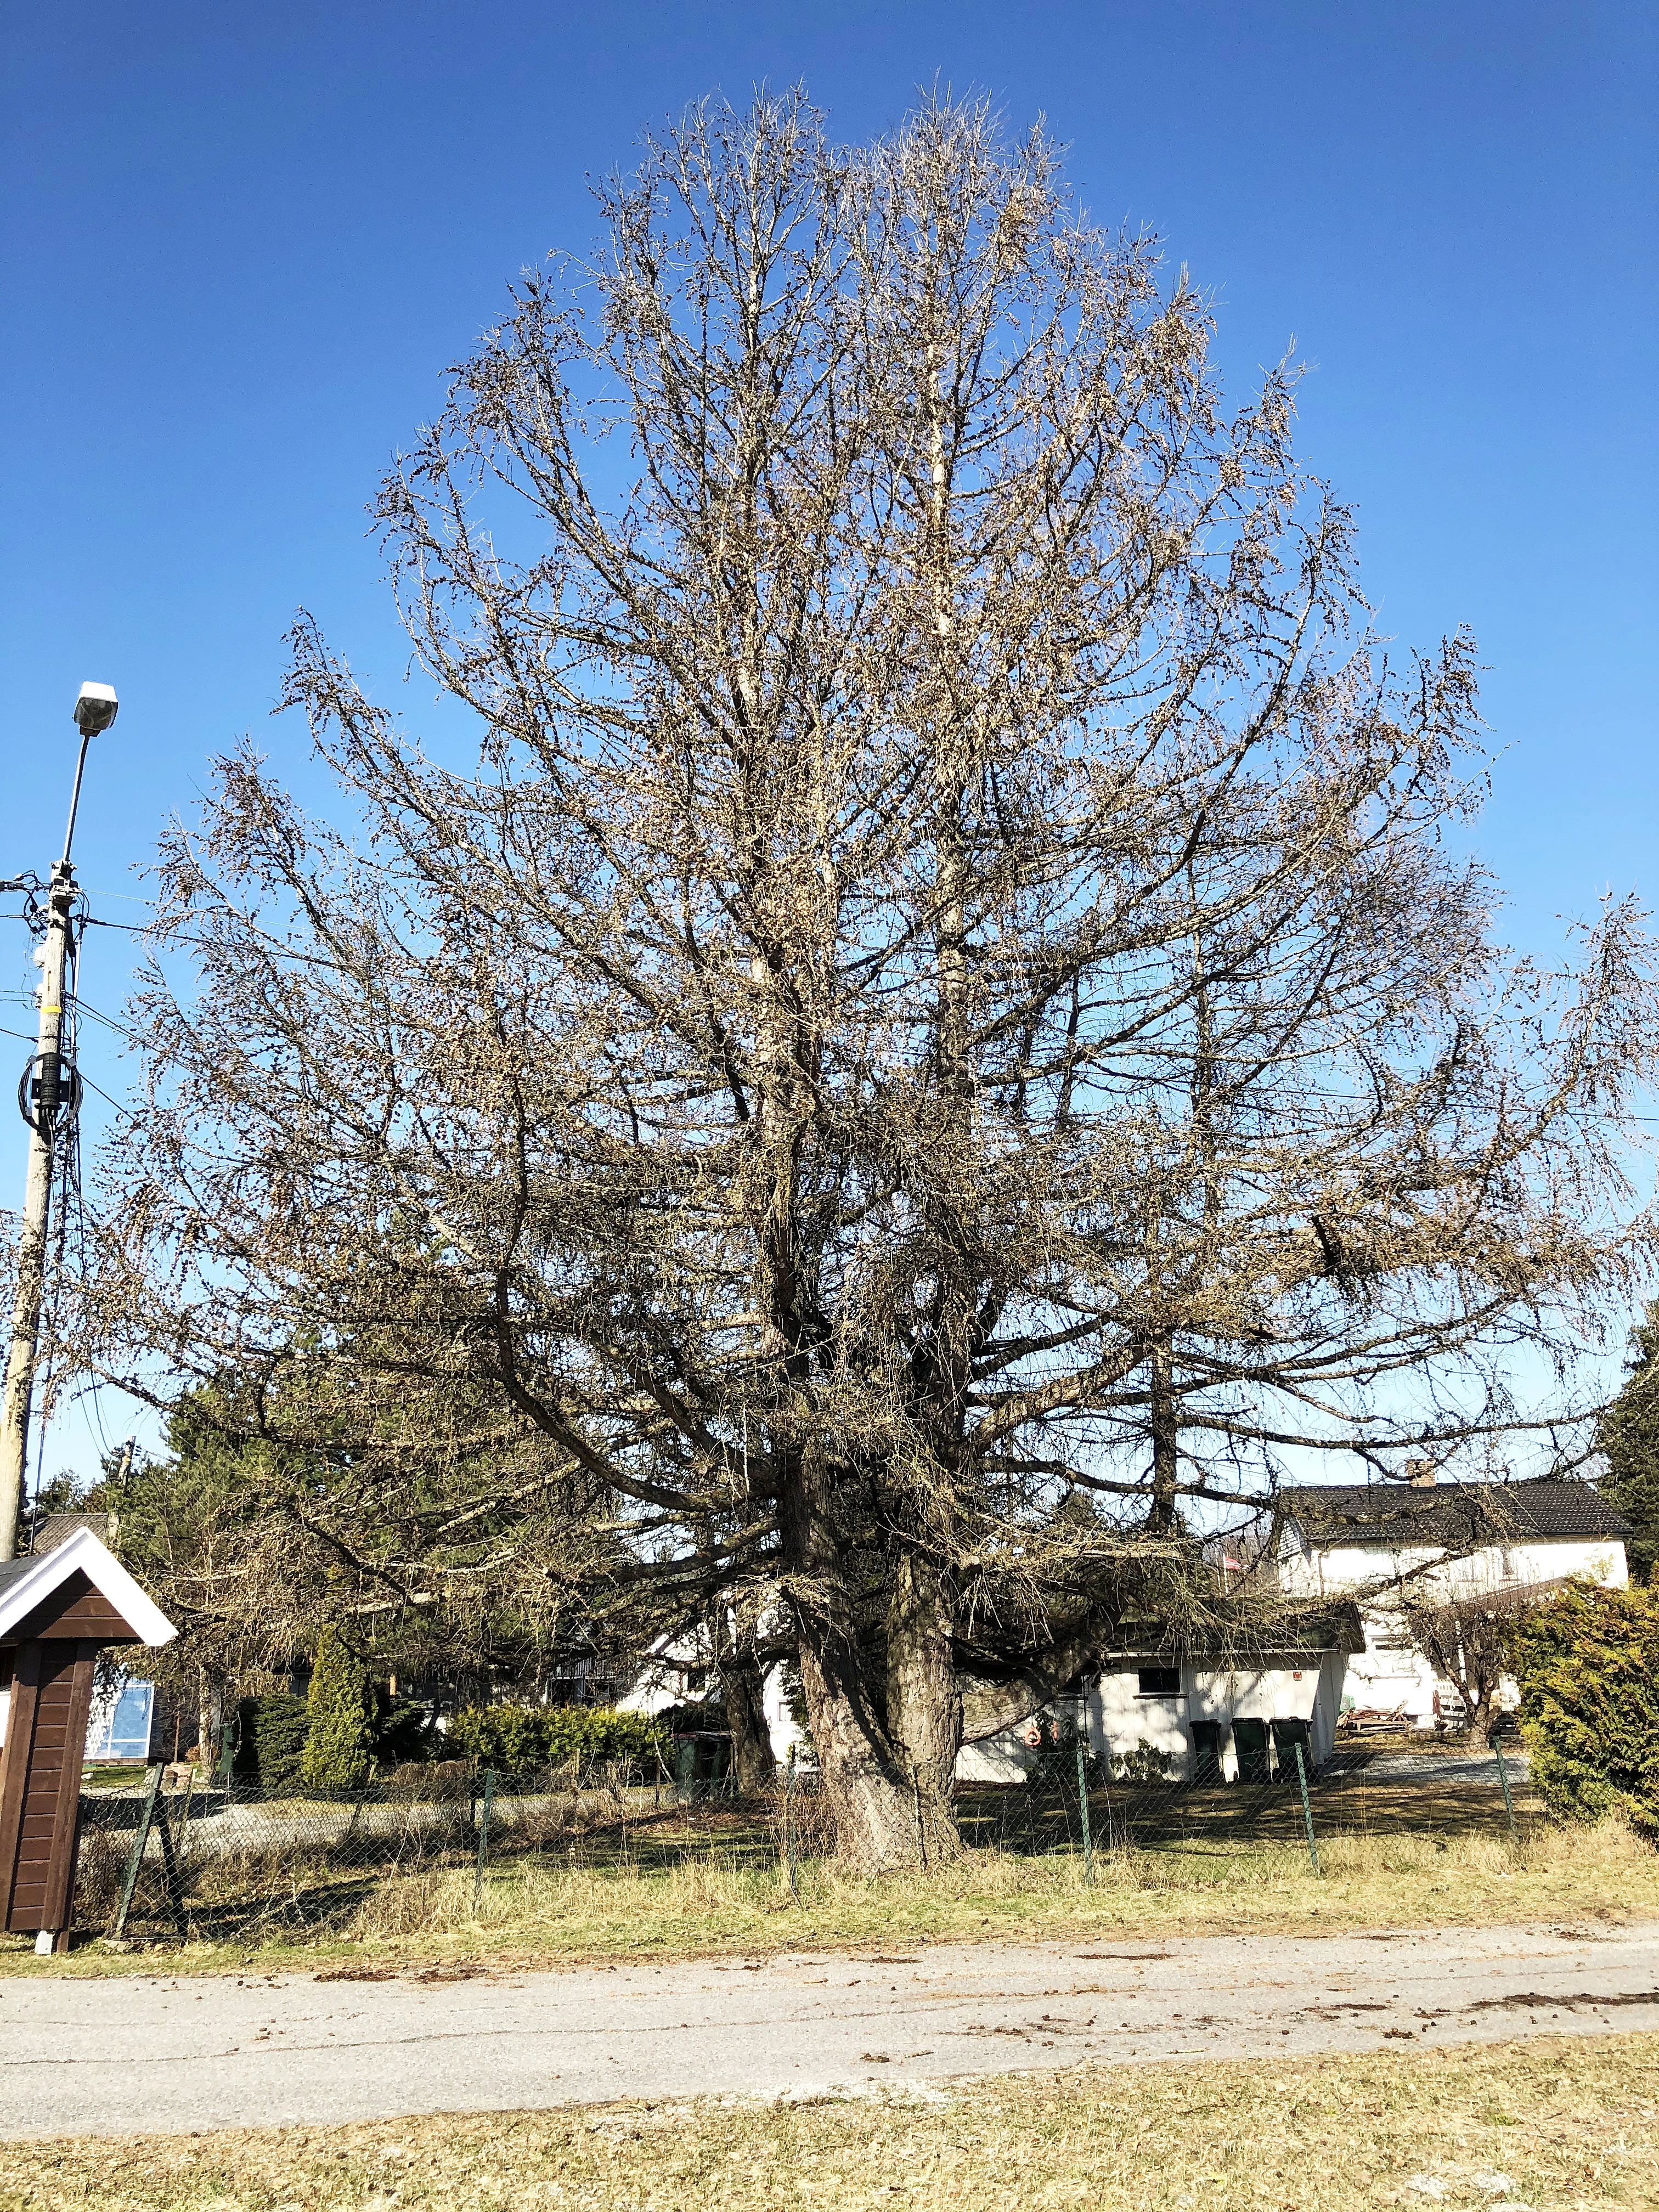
[1407,1459,1436,1488]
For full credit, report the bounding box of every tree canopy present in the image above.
[80,92,1655,1866]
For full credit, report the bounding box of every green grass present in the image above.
[2,2033,1654,2208]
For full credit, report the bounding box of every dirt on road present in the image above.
[2,1917,1655,2140]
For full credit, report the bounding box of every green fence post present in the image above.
[473,1768,495,1910]
[1494,1736,1519,1849]
[785,1745,799,1903]
[152,1786,190,1943]
[1293,1742,1319,1874]
[1075,1741,1094,1887]
[111,1764,163,1939]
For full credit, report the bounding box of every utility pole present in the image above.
[0,682,117,1562]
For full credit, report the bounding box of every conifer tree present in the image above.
[80,92,1657,1869]
[1511,1579,1659,1837]
[299,1625,377,1791]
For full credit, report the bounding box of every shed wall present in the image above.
[956,1654,1342,1783]
[0,1639,98,1933]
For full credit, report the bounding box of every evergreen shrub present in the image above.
[448,1702,667,1774]
[300,1627,379,1791]
[376,1697,436,1767]
[235,1695,311,1794]
[1510,1578,1659,1840]
[1110,1737,1173,1785]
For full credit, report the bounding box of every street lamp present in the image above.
[0,681,119,1562]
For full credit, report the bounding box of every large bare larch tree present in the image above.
[84,95,1652,1866]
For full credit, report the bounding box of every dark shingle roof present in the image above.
[1279,1479,1632,1548]
[1104,1600,1368,1658]
[0,1517,115,1610]
[31,1511,112,1555]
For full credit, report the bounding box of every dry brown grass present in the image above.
[1,2033,1654,2209]
[4,1807,1653,1983]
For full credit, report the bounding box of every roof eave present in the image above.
[0,1527,177,1647]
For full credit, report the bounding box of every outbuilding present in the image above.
[0,1528,176,1951]
[957,1608,1365,1785]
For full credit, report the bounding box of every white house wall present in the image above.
[1282,1535,1627,1604]
[760,1664,807,1762]
[1280,1526,1629,1730]
[618,1633,807,1763]
[957,1656,1339,1784]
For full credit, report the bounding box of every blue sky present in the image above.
[2,1,1655,1485]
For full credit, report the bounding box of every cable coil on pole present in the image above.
[16,1052,81,1136]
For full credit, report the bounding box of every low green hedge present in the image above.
[447,1702,667,1774]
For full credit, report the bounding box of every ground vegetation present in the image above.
[0,2035,1654,2211]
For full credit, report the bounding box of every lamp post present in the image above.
[0,682,118,1562]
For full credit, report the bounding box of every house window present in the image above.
[1137,1667,1181,1697]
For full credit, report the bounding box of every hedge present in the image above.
[447,1702,667,1774]
[1509,1577,1659,1840]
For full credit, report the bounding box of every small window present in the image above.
[1137,1667,1181,1697]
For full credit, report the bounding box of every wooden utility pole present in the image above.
[0,684,116,1562]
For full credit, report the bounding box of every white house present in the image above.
[618,1630,808,1769]
[960,1610,1363,1786]
[624,1613,1363,1786]
[1276,1476,1632,1729]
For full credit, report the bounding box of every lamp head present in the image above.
[73,681,118,737]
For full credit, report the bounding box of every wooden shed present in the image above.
[0,1528,175,1952]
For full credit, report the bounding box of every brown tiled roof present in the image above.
[1279,1479,1630,1547]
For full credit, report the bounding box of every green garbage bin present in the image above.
[1232,1718,1271,1782]
[1271,1717,1312,1782]
[1191,1719,1223,1785]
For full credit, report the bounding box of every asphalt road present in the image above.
[2,1919,1654,2140]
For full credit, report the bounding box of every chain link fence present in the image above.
[71,1752,717,1946]
[957,1735,1529,1876]
[63,1734,1532,1949]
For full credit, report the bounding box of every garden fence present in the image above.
[61,1736,1531,1950]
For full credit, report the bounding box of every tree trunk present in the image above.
[1449,1641,1503,1742]
[778,1446,923,1869]
[884,1549,963,1865]
[196,1672,218,1767]
[792,1617,918,1871]
[717,1638,777,1795]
